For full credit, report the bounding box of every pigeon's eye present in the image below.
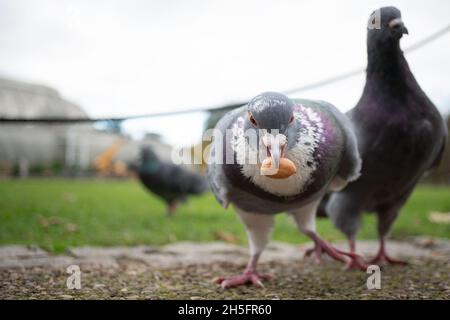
[248,112,258,127]
[288,115,295,125]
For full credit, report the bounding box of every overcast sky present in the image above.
[0,0,449,146]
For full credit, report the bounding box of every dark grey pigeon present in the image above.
[207,92,363,288]
[131,146,207,215]
[320,7,447,266]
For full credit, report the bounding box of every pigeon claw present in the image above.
[304,245,323,264]
[309,236,350,264]
[343,255,369,271]
[214,272,272,289]
[304,232,369,270]
[369,253,408,266]
[304,241,368,270]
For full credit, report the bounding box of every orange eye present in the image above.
[248,112,258,127]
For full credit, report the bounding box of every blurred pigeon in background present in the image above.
[207,92,363,288]
[320,7,447,266]
[131,146,208,215]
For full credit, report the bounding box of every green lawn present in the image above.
[0,179,449,253]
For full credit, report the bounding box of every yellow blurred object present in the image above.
[113,161,128,177]
[94,139,125,175]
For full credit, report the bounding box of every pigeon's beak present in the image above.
[402,26,409,35]
[389,18,408,35]
[270,143,282,170]
[262,133,287,171]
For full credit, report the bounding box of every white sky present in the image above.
[0,0,449,147]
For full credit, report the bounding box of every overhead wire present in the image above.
[1,24,449,124]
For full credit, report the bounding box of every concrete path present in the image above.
[0,238,448,299]
[1,238,448,270]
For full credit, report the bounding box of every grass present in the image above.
[0,179,449,253]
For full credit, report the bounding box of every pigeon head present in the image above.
[246,92,299,170]
[367,6,408,45]
[141,146,159,163]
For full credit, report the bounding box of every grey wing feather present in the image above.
[206,149,229,208]
[319,100,362,182]
[206,106,245,208]
[338,115,362,182]
[429,118,448,170]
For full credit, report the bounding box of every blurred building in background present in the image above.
[0,76,447,182]
[0,77,172,177]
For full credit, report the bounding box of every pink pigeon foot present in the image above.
[369,240,408,266]
[344,239,369,271]
[304,244,323,264]
[214,271,272,289]
[305,232,367,270]
[214,254,271,289]
[344,256,369,270]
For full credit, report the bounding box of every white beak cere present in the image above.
[262,133,287,148]
[261,133,287,170]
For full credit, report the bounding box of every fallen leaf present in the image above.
[65,223,78,233]
[213,231,238,244]
[428,212,450,224]
[415,237,435,248]
[37,216,61,228]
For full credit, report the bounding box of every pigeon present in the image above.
[320,7,448,266]
[131,146,208,215]
[207,92,363,288]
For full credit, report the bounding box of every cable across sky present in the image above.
[1,23,449,124]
